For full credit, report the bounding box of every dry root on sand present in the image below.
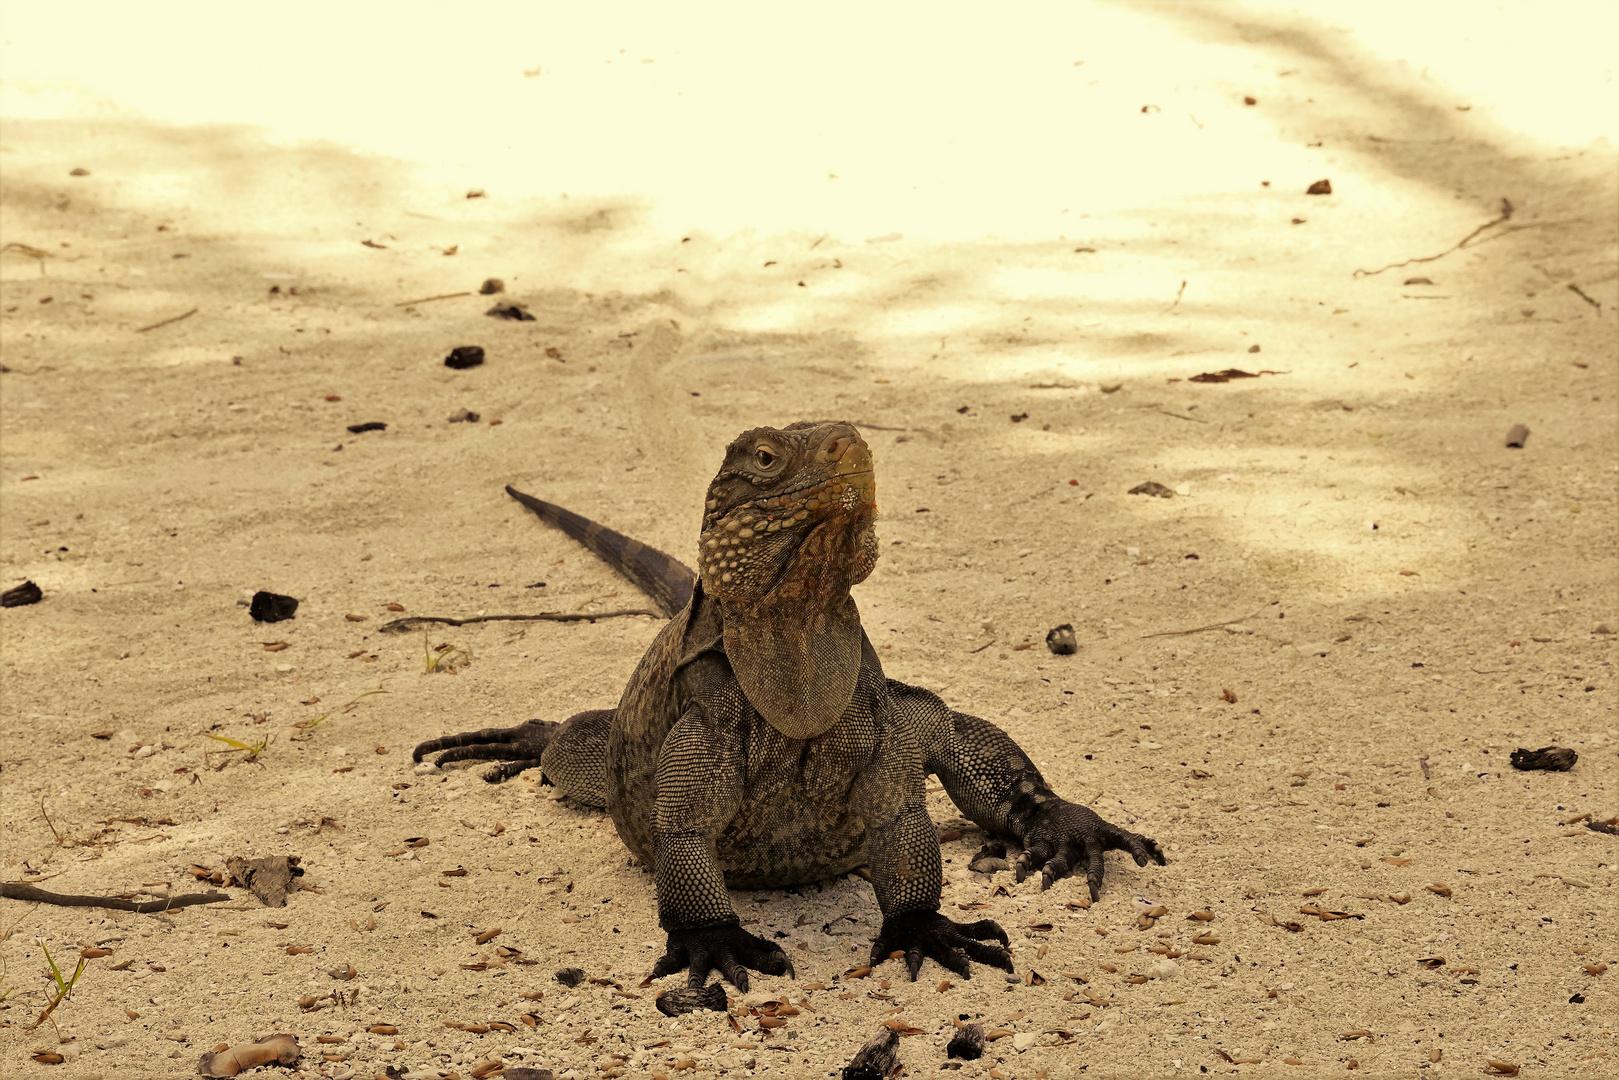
[196,1033,299,1077]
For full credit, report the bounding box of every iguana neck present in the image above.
[714,509,877,740]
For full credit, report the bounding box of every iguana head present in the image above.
[697,421,879,739]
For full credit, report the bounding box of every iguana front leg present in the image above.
[888,680,1166,900]
[859,720,1012,981]
[647,704,792,991]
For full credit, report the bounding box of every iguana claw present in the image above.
[1015,800,1167,899]
[650,922,795,991]
[869,910,1012,981]
[410,718,555,782]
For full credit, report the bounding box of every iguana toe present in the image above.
[871,911,1012,982]
[410,719,556,780]
[652,924,790,992]
[1020,800,1169,899]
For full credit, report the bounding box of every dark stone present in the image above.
[1509,746,1577,771]
[842,1028,900,1079]
[485,303,535,321]
[346,422,387,434]
[225,855,303,907]
[479,278,506,295]
[249,591,299,623]
[947,1022,986,1060]
[1128,481,1174,498]
[654,982,727,1016]
[1046,624,1078,655]
[2,580,43,607]
[1306,179,1332,195]
[445,346,486,369]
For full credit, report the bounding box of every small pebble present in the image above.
[946,1023,985,1060]
[1,580,43,607]
[445,346,486,369]
[249,591,300,623]
[654,983,726,1016]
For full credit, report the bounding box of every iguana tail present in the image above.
[505,485,697,619]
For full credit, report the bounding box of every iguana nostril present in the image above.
[818,434,854,462]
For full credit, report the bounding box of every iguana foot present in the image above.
[1015,800,1167,899]
[410,718,555,783]
[869,910,1012,981]
[649,923,794,992]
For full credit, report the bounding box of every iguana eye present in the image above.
[754,446,779,470]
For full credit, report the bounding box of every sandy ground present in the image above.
[1,4,1616,1079]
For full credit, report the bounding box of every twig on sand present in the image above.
[1352,198,1514,277]
[379,610,662,634]
[39,799,65,847]
[1,242,52,275]
[1164,279,1187,312]
[1141,609,1265,639]
[1158,410,1208,424]
[394,291,472,307]
[134,308,198,333]
[1,882,233,913]
[1567,284,1602,310]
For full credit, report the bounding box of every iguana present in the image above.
[413,421,1164,991]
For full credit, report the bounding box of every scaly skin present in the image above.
[413,421,1165,992]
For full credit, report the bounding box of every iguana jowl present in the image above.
[414,421,1165,990]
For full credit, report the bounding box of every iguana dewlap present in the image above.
[414,421,1164,990]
